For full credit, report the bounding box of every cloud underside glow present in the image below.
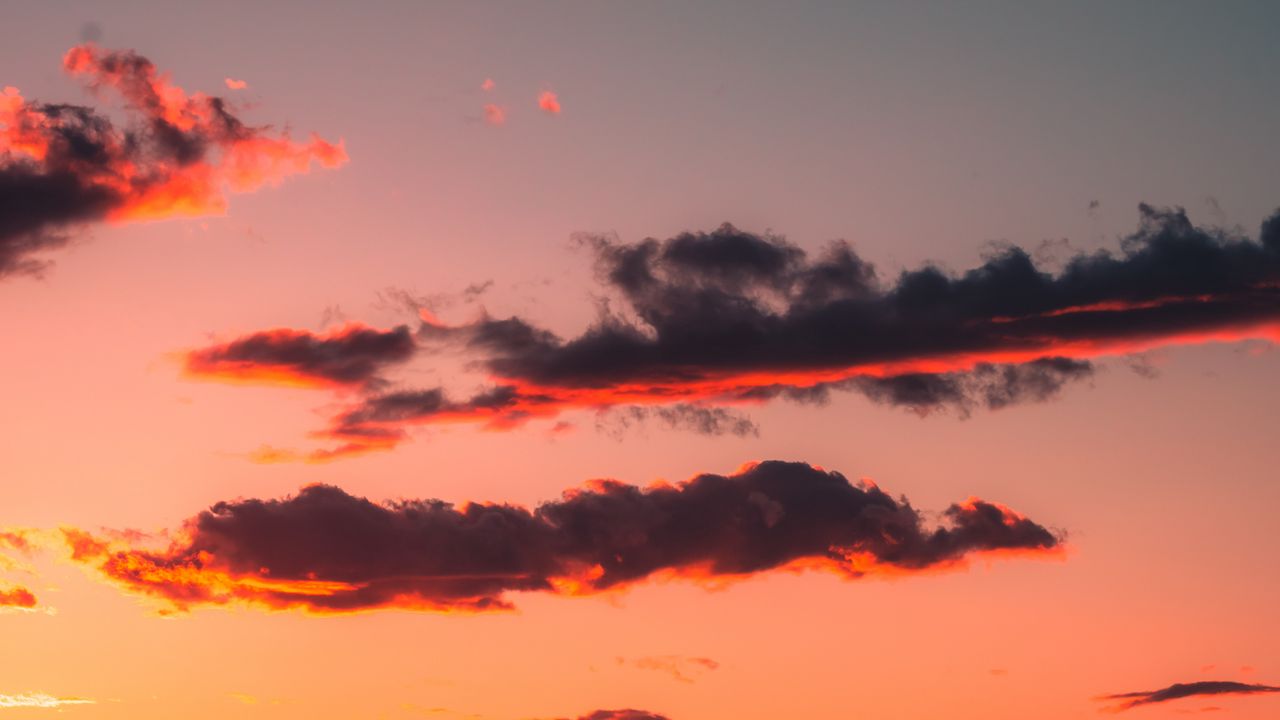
[64,461,1061,614]
[180,204,1280,460]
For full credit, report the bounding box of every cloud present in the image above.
[839,357,1095,418]
[0,586,37,609]
[596,404,759,439]
[0,44,347,278]
[538,91,561,114]
[573,713,669,720]
[1098,681,1280,712]
[64,460,1061,614]
[187,204,1279,459]
[618,656,720,683]
[183,323,416,390]
[481,78,495,92]
[0,693,94,708]
[376,282,493,324]
[224,77,247,90]
[0,530,40,609]
[442,206,1278,393]
[483,104,505,126]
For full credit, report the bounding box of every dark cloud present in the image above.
[596,404,759,439]
[436,206,1279,392]
[0,44,345,278]
[739,356,1095,418]
[1100,681,1280,711]
[184,324,416,389]
[65,461,1061,613]
[575,712,671,720]
[186,205,1277,460]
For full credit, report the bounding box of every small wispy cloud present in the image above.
[1098,680,1280,712]
[0,693,95,709]
[538,90,561,114]
[617,656,720,683]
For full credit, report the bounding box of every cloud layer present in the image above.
[0,586,36,609]
[437,205,1278,390]
[573,712,669,720]
[0,44,346,277]
[0,694,95,709]
[184,323,416,390]
[183,204,1279,459]
[64,461,1060,614]
[1099,680,1280,711]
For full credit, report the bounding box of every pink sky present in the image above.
[1,3,1279,719]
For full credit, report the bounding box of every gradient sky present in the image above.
[2,1,1279,718]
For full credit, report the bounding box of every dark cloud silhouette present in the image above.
[596,404,759,439]
[575,712,670,720]
[742,356,1094,418]
[0,44,345,278]
[433,206,1279,393]
[185,204,1277,459]
[65,461,1061,614]
[1099,680,1280,711]
[184,324,416,389]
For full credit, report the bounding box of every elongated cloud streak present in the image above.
[187,204,1276,459]
[0,693,94,708]
[0,586,37,609]
[539,90,562,114]
[620,656,720,684]
[63,461,1060,614]
[0,44,347,277]
[573,713,670,720]
[183,323,415,389]
[1099,680,1280,711]
[436,205,1279,392]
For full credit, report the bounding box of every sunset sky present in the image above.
[2,2,1279,718]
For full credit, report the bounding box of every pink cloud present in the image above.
[538,90,561,114]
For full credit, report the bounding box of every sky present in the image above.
[1,1,1279,718]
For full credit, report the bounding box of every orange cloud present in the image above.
[538,90,561,114]
[0,585,37,609]
[224,77,248,90]
[483,103,506,126]
[481,78,495,91]
[183,323,416,390]
[1,44,347,277]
